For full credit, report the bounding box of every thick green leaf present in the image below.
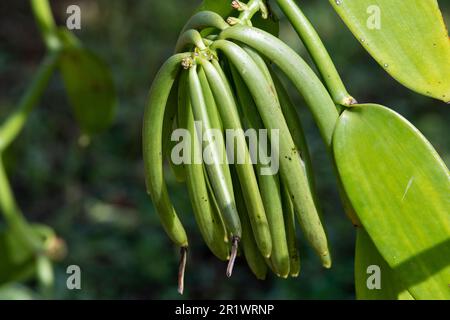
[197,0,279,36]
[355,228,414,300]
[330,0,450,103]
[59,45,117,134]
[333,104,450,300]
[197,0,234,18]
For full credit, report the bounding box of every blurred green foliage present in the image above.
[0,0,448,299]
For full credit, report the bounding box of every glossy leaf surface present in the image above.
[334,104,450,299]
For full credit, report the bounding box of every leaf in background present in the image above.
[355,228,414,300]
[58,31,117,134]
[330,0,450,103]
[333,104,450,300]
[0,227,36,285]
[197,0,279,36]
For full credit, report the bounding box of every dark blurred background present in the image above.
[0,0,448,299]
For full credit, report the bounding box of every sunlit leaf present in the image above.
[355,228,414,300]
[330,0,450,103]
[334,104,450,299]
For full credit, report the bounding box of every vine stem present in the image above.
[0,52,59,152]
[273,0,361,225]
[275,0,356,107]
[30,0,61,51]
[0,156,43,252]
[237,0,266,25]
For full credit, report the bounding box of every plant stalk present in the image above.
[0,52,59,153]
[275,0,356,107]
[0,156,43,252]
[238,0,266,25]
[0,52,59,254]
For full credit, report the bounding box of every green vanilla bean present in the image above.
[197,67,232,192]
[198,68,225,133]
[269,70,316,193]
[230,63,290,277]
[30,0,61,51]
[203,165,230,244]
[175,29,207,53]
[222,25,360,228]
[275,0,356,106]
[198,58,273,258]
[177,72,229,261]
[247,49,325,221]
[281,181,301,277]
[212,40,331,267]
[211,59,231,89]
[188,65,241,240]
[0,157,43,253]
[240,46,316,191]
[180,11,229,34]
[143,54,192,294]
[143,53,190,247]
[242,46,273,89]
[218,25,362,231]
[162,78,186,183]
[271,68,331,224]
[231,167,268,280]
[220,26,360,226]
[218,25,339,149]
